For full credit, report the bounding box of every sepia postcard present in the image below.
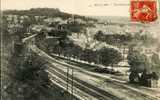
[1,0,160,100]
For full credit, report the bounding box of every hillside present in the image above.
[3,8,97,21]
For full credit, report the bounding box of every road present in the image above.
[30,45,160,100]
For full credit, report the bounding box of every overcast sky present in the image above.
[2,0,133,17]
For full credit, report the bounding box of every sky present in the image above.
[1,0,135,17]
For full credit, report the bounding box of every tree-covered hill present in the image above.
[3,8,97,21]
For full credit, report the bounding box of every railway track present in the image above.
[55,59,159,100]
[51,57,159,100]
[47,64,121,100]
[30,45,159,100]
[47,61,158,100]
[49,53,160,100]
[29,45,120,100]
[22,34,159,100]
[47,70,93,100]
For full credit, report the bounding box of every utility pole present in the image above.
[72,14,75,23]
[71,68,74,100]
[66,14,75,100]
[67,67,69,90]
[71,14,74,100]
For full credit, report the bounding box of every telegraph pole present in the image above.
[66,66,69,91]
[71,14,74,100]
[71,68,74,100]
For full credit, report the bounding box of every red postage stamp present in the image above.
[130,0,158,22]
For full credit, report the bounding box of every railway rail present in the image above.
[30,45,159,100]
[21,34,159,100]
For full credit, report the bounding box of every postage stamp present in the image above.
[130,0,158,22]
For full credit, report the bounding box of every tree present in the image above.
[98,47,123,66]
[151,53,160,78]
[127,49,152,83]
[94,30,105,42]
[127,50,150,73]
[94,31,133,46]
[80,49,97,63]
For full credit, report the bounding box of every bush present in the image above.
[94,31,133,46]
[8,48,51,100]
[97,47,123,66]
[80,49,97,63]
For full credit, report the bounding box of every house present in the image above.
[74,18,86,24]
